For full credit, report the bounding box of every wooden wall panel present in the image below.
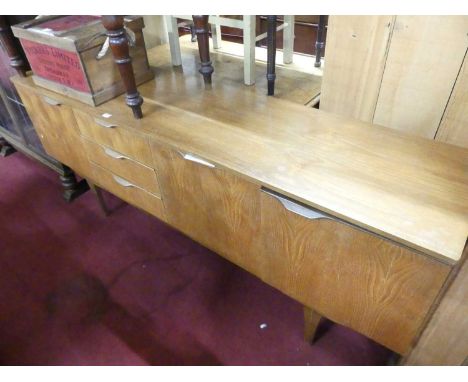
[435,50,468,149]
[373,16,468,139]
[320,16,395,121]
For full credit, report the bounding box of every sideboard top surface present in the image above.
[12,49,468,263]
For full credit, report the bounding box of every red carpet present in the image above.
[0,151,392,365]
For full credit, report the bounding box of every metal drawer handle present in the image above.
[112,175,135,188]
[94,118,117,128]
[261,188,329,220]
[43,96,61,106]
[104,147,128,160]
[179,152,215,168]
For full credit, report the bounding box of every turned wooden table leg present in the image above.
[266,15,277,96]
[60,165,90,203]
[0,15,30,76]
[192,15,214,85]
[304,306,322,344]
[314,15,326,68]
[101,16,143,119]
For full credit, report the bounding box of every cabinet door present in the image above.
[151,143,262,274]
[15,86,90,176]
[259,188,451,355]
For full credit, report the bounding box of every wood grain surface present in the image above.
[373,16,468,138]
[90,161,166,221]
[150,142,262,274]
[83,138,161,196]
[73,108,153,167]
[259,190,451,354]
[320,16,395,121]
[403,243,468,365]
[12,45,468,263]
[15,85,91,177]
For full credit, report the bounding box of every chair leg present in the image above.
[283,15,295,64]
[315,15,326,68]
[266,15,277,96]
[101,16,144,119]
[192,15,214,86]
[165,15,183,66]
[211,19,222,49]
[304,306,322,344]
[89,182,110,217]
[243,15,256,86]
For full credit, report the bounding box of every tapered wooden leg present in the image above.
[89,182,110,217]
[266,15,277,96]
[0,16,30,76]
[60,165,89,203]
[314,15,326,68]
[304,306,322,344]
[192,15,214,85]
[101,16,144,119]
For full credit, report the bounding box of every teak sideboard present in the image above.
[12,72,468,364]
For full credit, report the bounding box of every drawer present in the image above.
[259,188,451,355]
[84,138,161,196]
[90,162,166,221]
[15,86,91,176]
[73,108,153,166]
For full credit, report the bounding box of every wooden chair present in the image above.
[266,15,327,96]
[165,15,295,86]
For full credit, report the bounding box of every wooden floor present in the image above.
[147,35,323,106]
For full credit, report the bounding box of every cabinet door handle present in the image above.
[104,147,128,160]
[179,152,215,168]
[112,175,135,188]
[261,187,329,220]
[94,118,117,128]
[43,96,61,106]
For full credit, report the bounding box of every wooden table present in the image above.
[11,44,468,363]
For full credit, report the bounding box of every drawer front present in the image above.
[73,108,153,166]
[259,188,451,355]
[15,86,90,176]
[150,142,262,274]
[84,138,161,196]
[90,162,166,221]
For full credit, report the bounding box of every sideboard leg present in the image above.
[0,136,17,157]
[89,181,110,217]
[314,15,326,68]
[60,165,89,203]
[386,352,402,365]
[0,15,30,76]
[303,306,323,344]
[266,15,277,96]
[192,15,214,86]
[101,15,144,119]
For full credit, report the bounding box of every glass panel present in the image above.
[0,40,46,155]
